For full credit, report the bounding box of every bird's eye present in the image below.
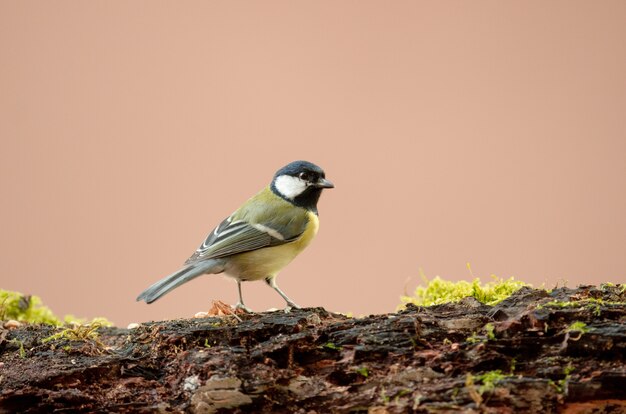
[299,172,310,181]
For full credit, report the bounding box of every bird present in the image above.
[136,160,334,312]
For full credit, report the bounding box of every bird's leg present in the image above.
[234,280,253,313]
[265,277,301,312]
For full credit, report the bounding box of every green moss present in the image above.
[466,324,498,345]
[401,275,528,308]
[10,339,26,358]
[466,333,482,344]
[322,342,342,351]
[42,322,103,344]
[379,387,390,404]
[599,282,626,292]
[549,364,574,394]
[539,298,626,317]
[63,315,113,327]
[0,290,61,325]
[475,370,509,395]
[0,289,112,326]
[41,322,107,355]
[465,370,511,406]
[484,323,496,340]
[567,321,590,334]
[355,366,369,377]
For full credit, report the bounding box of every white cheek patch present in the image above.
[274,175,308,199]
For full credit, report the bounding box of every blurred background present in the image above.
[1,1,625,326]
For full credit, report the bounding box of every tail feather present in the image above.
[136,260,222,304]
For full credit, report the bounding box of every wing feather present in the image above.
[184,216,302,265]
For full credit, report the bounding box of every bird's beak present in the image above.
[315,178,334,189]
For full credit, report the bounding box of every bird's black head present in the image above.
[270,160,334,213]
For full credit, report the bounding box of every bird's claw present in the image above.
[284,302,302,313]
[234,302,253,313]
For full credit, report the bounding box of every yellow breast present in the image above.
[225,212,319,281]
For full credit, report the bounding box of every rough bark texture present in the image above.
[1,285,626,413]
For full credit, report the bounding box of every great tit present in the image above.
[136,160,334,312]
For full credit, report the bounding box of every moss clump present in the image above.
[322,342,342,351]
[42,322,103,344]
[0,290,61,325]
[400,275,529,308]
[0,289,112,326]
[567,321,590,334]
[475,370,509,395]
[549,363,574,394]
[355,366,369,377]
[539,298,626,317]
[466,370,511,406]
[11,339,26,358]
[484,323,496,340]
[63,315,113,327]
[41,321,107,355]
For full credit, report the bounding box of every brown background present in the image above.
[1,2,625,327]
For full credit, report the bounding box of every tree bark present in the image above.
[1,285,626,413]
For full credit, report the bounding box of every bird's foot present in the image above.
[234,302,253,313]
[284,302,302,313]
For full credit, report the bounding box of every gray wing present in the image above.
[184,216,302,265]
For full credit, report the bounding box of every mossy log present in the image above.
[2,285,626,413]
